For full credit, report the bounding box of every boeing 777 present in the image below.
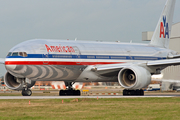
[0,0,179,96]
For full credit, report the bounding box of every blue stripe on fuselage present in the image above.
[6,54,167,61]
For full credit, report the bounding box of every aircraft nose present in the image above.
[5,65,17,71]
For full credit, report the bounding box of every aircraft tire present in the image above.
[77,90,81,96]
[59,90,81,96]
[22,89,32,96]
[59,90,62,96]
[73,90,81,96]
[73,90,77,96]
[123,89,127,96]
[140,89,144,96]
[67,90,73,96]
[136,90,140,96]
[59,90,66,96]
[123,89,144,96]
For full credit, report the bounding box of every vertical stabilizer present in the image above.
[150,0,176,48]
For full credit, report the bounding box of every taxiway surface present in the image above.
[0,95,179,99]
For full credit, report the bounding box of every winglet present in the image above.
[150,0,176,48]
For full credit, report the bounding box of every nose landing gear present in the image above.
[22,88,32,96]
[21,79,32,96]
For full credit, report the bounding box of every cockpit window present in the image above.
[7,52,12,56]
[19,52,23,56]
[7,52,28,57]
[23,52,28,57]
[12,52,18,56]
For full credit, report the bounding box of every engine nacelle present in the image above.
[4,72,36,90]
[118,66,151,89]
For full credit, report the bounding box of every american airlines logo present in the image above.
[45,44,75,53]
[159,16,169,38]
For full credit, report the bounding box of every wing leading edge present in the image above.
[147,58,180,66]
[92,58,180,76]
[91,62,148,76]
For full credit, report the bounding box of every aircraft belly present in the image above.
[8,64,119,82]
[10,65,86,81]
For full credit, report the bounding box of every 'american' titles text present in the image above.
[45,44,75,53]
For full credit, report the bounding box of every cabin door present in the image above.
[71,46,82,65]
[43,53,49,64]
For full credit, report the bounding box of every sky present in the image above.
[0,0,180,76]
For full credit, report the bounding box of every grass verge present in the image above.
[0,97,180,120]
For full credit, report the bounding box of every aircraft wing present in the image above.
[168,54,180,59]
[152,79,180,83]
[91,62,139,76]
[147,58,180,66]
[92,58,180,76]
[0,58,5,64]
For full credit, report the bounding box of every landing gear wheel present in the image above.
[59,89,81,96]
[140,89,144,96]
[77,90,81,96]
[136,90,140,96]
[73,90,81,96]
[59,82,81,96]
[67,90,73,96]
[123,89,128,96]
[22,89,32,96]
[123,89,144,96]
[59,90,64,96]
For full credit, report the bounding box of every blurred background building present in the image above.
[143,22,180,91]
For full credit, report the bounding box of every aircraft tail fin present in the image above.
[149,0,176,48]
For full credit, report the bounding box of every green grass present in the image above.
[0,97,180,120]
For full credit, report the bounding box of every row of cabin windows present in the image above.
[7,52,28,57]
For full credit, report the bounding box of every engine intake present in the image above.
[118,66,151,89]
[4,72,35,90]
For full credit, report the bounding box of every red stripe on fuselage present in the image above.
[5,61,123,65]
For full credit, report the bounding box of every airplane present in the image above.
[0,0,179,96]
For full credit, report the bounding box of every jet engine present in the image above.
[118,66,151,89]
[4,72,36,90]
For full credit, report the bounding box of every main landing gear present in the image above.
[123,89,144,96]
[59,82,81,96]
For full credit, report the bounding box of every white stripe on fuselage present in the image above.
[5,58,145,63]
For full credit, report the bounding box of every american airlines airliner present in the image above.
[0,0,179,96]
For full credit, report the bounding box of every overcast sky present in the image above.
[0,0,180,76]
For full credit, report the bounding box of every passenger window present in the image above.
[7,52,12,56]
[12,52,18,56]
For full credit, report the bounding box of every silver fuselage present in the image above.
[5,39,173,82]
